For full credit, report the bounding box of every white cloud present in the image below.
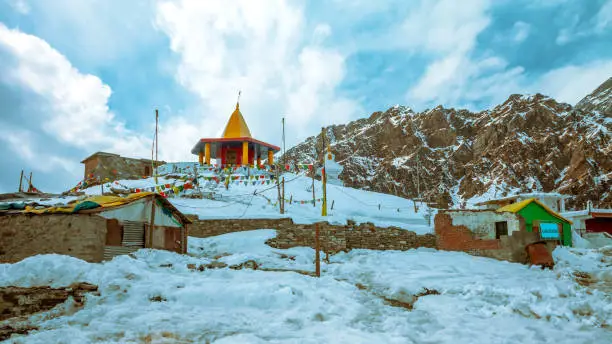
[9,0,158,66]
[555,0,612,45]
[595,0,612,31]
[155,0,361,159]
[402,0,517,110]
[0,24,150,191]
[397,0,491,54]
[408,52,524,110]
[6,0,30,14]
[512,21,530,43]
[532,60,612,104]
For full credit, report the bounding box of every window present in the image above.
[495,221,508,239]
[539,222,561,241]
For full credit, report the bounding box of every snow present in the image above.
[170,174,431,232]
[1,230,611,343]
[82,171,432,233]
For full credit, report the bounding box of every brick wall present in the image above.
[435,212,550,263]
[188,218,435,253]
[0,214,107,263]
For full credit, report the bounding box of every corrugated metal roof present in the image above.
[18,192,191,225]
[497,198,572,224]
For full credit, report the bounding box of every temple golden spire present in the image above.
[222,91,252,138]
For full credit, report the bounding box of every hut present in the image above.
[191,101,280,167]
[435,198,573,263]
[0,193,191,263]
[497,198,572,246]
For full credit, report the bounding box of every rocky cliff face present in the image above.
[284,78,612,209]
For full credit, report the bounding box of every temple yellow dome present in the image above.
[222,102,252,138]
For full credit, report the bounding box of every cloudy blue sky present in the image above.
[0,0,611,193]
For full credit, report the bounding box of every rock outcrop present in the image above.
[284,78,612,209]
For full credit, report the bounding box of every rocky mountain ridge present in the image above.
[284,77,612,209]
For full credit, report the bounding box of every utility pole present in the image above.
[155,109,159,184]
[18,170,23,192]
[416,147,420,201]
[282,117,286,169]
[321,128,327,217]
[312,166,316,207]
[315,223,321,277]
[276,168,283,214]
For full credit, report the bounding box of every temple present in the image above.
[191,101,280,167]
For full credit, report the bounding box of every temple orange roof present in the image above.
[222,103,252,138]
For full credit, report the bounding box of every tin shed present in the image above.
[0,193,191,263]
[497,198,572,246]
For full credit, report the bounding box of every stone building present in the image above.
[0,193,190,263]
[81,152,166,181]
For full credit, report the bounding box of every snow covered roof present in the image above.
[497,198,571,224]
[475,192,571,206]
[562,209,612,219]
[3,192,191,225]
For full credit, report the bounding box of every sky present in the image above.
[0,0,611,193]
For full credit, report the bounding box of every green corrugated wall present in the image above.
[517,202,572,246]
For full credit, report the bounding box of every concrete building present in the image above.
[475,192,571,213]
[562,201,612,236]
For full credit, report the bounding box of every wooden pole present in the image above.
[147,196,157,248]
[282,117,286,168]
[151,110,156,183]
[282,177,285,212]
[312,169,316,207]
[321,128,327,217]
[18,170,23,192]
[28,172,33,192]
[315,223,320,277]
[155,109,159,184]
[276,169,283,214]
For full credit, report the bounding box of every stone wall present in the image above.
[0,283,98,321]
[188,218,436,253]
[0,214,107,263]
[83,152,165,181]
[435,212,554,263]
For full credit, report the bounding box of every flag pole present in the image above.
[321,127,327,217]
[155,109,159,185]
[18,170,23,192]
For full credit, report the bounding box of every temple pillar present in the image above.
[242,141,249,166]
[268,150,274,165]
[198,151,204,165]
[204,143,211,165]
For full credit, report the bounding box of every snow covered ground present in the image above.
[170,173,432,233]
[18,171,432,233]
[1,230,610,343]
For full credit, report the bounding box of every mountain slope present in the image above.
[285,78,612,209]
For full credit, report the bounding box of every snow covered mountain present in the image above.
[284,78,612,209]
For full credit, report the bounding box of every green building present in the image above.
[497,198,572,246]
